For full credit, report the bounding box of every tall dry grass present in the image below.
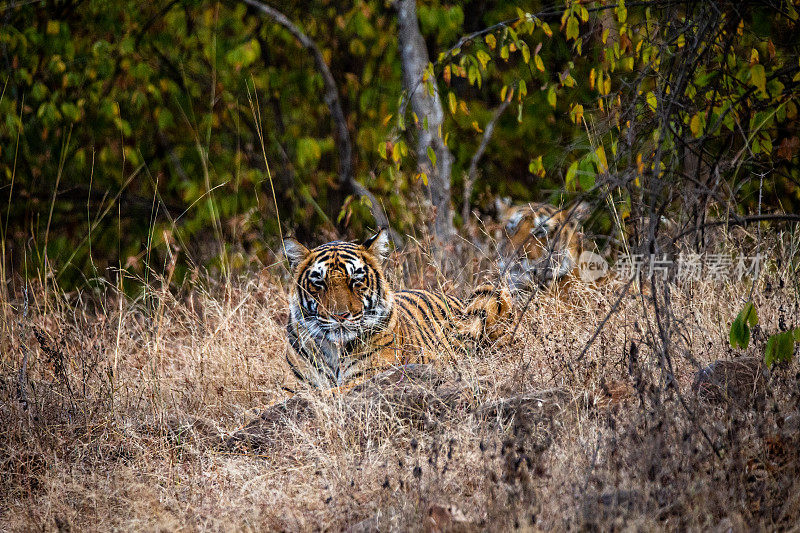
[1,229,799,531]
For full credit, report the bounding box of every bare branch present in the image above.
[243,0,392,232]
[462,97,513,227]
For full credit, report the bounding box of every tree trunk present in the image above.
[394,0,455,241]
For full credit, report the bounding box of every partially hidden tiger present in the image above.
[283,229,512,389]
[495,199,599,291]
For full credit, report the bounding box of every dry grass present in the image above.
[1,231,799,532]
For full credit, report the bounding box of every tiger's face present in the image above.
[496,201,590,288]
[283,230,393,344]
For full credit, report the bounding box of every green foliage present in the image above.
[729,302,758,350]
[2,1,799,288]
[765,330,797,368]
[729,301,798,368]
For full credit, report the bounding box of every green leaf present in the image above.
[427,146,436,166]
[61,102,80,122]
[528,155,544,177]
[765,331,795,368]
[547,85,557,108]
[225,39,261,70]
[522,44,530,64]
[296,137,322,169]
[729,302,757,350]
[750,64,767,98]
[565,160,579,191]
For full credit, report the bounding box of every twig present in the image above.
[462,96,513,227]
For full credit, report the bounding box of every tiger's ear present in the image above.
[282,238,310,269]
[362,228,390,260]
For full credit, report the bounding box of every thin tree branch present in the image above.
[462,96,513,227]
[242,0,392,233]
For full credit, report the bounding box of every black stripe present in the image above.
[396,295,443,351]
[395,298,433,351]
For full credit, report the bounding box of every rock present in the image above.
[226,395,313,450]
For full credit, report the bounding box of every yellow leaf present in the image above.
[500,85,508,102]
[566,16,580,41]
[534,54,545,72]
[589,68,596,90]
[595,146,608,173]
[485,34,497,50]
[381,114,393,127]
[471,121,483,133]
[459,100,470,116]
[477,50,491,69]
[448,92,457,115]
[750,48,759,65]
[570,103,584,124]
[541,22,553,38]
[646,91,657,112]
[522,44,530,64]
[46,21,60,35]
[690,113,702,137]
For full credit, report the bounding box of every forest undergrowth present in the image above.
[1,229,799,531]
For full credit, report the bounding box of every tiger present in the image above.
[283,229,512,389]
[495,199,596,291]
